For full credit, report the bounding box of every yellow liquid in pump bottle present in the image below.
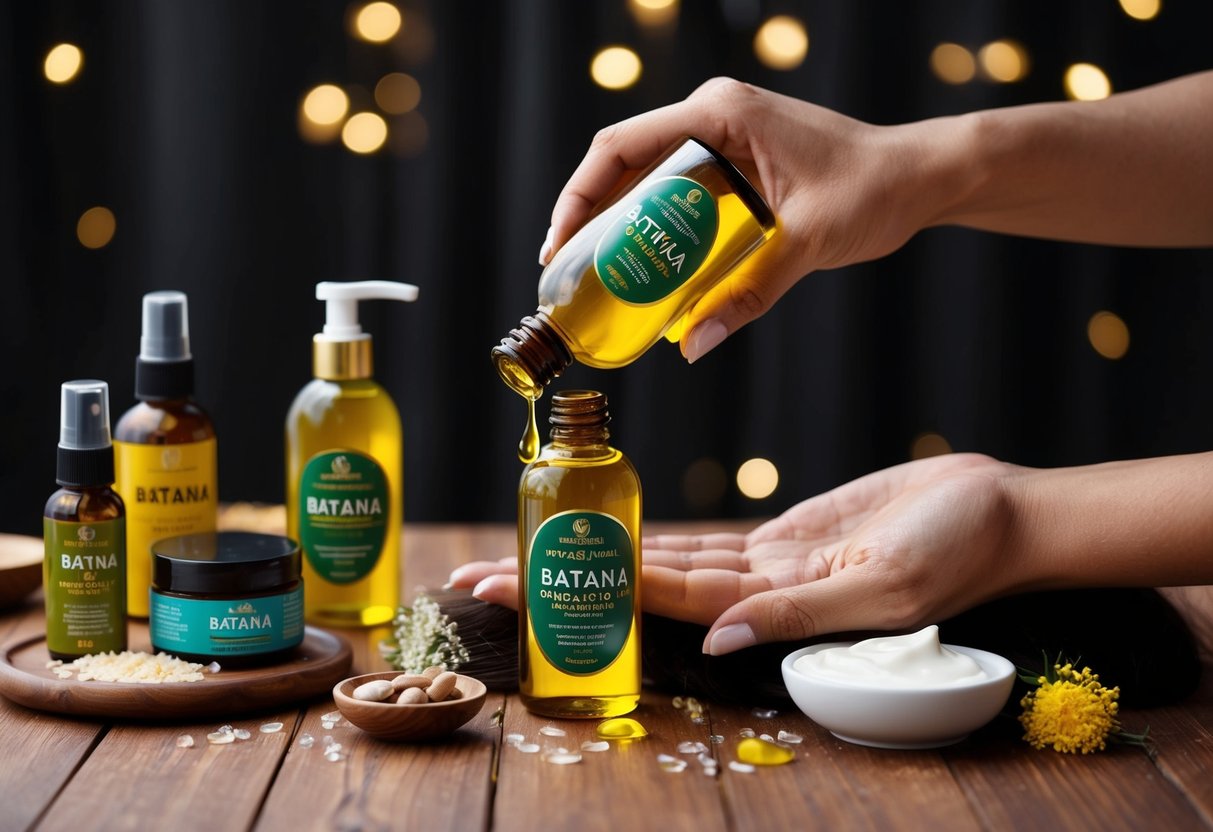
[493,137,776,459]
[518,391,641,718]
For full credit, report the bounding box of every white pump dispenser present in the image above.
[311,280,419,380]
[288,279,418,626]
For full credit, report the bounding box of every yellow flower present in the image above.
[1019,663,1120,754]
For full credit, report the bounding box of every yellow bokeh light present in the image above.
[354,2,402,42]
[44,43,83,84]
[629,0,679,27]
[302,84,349,125]
[1088,311,1130,360]
[375,73,421,114]
[590,46,642,91]
[77,207,116,249]
[978,40,1029,83]
[930,43,976,85]
[910,432,953,460]
[1065,63,1112,101]
[736,458,779,500]
[342,112,388,154]
[754,15,809,71]
[1119,0,1161,21]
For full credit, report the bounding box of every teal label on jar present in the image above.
[43,517,126,656]
[595,175,719,305]
[527,510,634,675]
[298,450,389,585]
[150,586,303,656]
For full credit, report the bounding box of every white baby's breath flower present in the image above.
[380,592,470,673]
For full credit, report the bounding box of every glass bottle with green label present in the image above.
[286,281,418,627]
[518,390,641,718]
[492,137,776,461]
[44,380,127,660]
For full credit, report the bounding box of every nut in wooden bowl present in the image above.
[332,671,487,742]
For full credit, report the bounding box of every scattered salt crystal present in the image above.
[321,721,335,730]
[206,661,221,674]
[659,758,688,773]
[709,735,725,744]
[677,741,708,754]
[176,735,194,748]
[298,733,315,748]
[657,753,679,764]
[581,741,610,752]
[505,733,525,746]
[218,724,234,734]
[207,731,235,745]
[703,767,718,776]
[260,722,283,734]
[55,670,73,679]
[325,742,343,754]
[690,715,705,725]
[751,708,778,719]
[777,730,803,744]
[321,710,341,723]
[517,743,541,754]
[759,733,775,743]
[738,728,756,738]
[539,725,567,737]
[697,753,714,767]
[45,660,63,669]
[325,750,343,762]
[544,751,582,765]
[729,761,756,774]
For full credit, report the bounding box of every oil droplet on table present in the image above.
[736,737,795,766]
[597,717,649,741]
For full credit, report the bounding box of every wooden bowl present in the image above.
[0,534,44,609]
[332,671,487,742]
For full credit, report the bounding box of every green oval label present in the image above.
[595,175,719,304]
[527,510,635,675]
[298,450,389,585]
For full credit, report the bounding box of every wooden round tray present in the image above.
[0,621,352,720]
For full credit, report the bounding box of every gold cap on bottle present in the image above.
[313,337,373,380]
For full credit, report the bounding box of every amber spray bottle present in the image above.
[44,380,127,659]
[493,137,776,462]
[518,391,642,718]
[114,291,218,618]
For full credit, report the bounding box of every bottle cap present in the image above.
[134,290,196,400]
[312,281,419,380]
[57,379,115,487]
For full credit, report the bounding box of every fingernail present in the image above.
[684,318,727,364]
[471,577,493,601]
[538,226,554,266]
[705,623,757,656]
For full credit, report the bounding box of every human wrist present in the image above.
[903,110,996,231]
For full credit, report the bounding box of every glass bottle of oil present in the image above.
[114,291,217,618]
[285,280,418,627]
[45,380,127,659]
[492,137,776,460]
[518,390,641,718]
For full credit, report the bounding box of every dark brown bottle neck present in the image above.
[549,390,610,446]
[492,311,573,398]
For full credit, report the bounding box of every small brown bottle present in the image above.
[44,380,127,660]
[518,391,642,718]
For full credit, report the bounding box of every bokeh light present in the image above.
[342,112,388,154]
[682,458,727,512]
[736,458,779,500]
[302,84,349,125]
[1119,0,1161,21]
[978,39,1029,82]
[354,2,402,43]
[754,15,808,70]
[1065,63,1112,101]
[375,73,421,114]
[910,432,953,460]
[590,46,642,90]
[629,0,679,28]
[930,43,976,85]
[44,43,83,84]
[77,207,116,249]
[1088,311,1130,360]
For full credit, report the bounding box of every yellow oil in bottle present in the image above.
[286,377,402,626]
[518,391,641,718]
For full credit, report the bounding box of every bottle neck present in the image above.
[314,337,373,380]
[548,390,610,448]
[492,311,572,399]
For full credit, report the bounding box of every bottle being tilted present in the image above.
[518,391,642,718]
[492,137,776,461]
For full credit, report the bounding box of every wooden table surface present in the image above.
[2,520,1213,832]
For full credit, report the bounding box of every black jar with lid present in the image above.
[149,532,303,666]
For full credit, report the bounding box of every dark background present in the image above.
[2,1,1211,536]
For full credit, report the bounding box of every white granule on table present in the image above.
[45,651,207,683]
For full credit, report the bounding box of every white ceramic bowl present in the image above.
[781,641,1016,749]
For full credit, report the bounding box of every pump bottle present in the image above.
[45,380,127,659]
[286,280,418,627]
[114,291,217,617]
